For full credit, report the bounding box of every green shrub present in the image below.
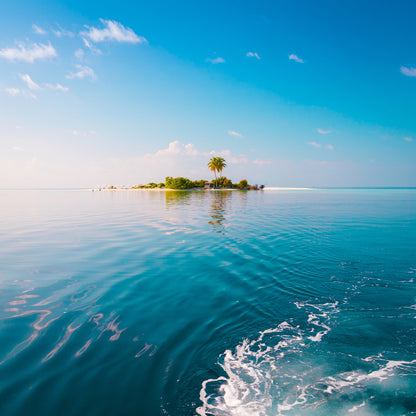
[165,176,194,189]
[157,183,165,188]
[147,182,158,188]
[215,176,233,188]
[192,179,206,188]
[237,179,249,189]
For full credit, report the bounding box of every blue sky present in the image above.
[1,0,415,187]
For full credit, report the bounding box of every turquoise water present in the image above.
[0,189,415,415]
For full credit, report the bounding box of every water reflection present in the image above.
[208,191,232,234]
[163,190,242,233]
[164,190,193,206]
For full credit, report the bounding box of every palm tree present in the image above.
[207,157,227,188]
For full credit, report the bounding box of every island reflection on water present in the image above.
[164,190,248,233]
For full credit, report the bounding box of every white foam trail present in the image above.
[196,302,416,416]
[196,302,339,416]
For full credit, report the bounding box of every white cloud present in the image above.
[317,128,332,134]
[308,141,322,148]
[6,89,37,99]
[401,66,416,77]
[0,42,56,63]
[206,57,225,64]
[309,141,334,150]
[81,19,147,44]
[46,83,69,92]
[73,130,97,137]
[246,52,260,60]
[289,54,304,63]
[11,146,23,151]
[404,137,414,142]
[253,159,272,166]
[145,141,248,165]
[52,25,74,38]
[228,130,243,138]
[19,74,40,90]
[66,65,96,80]
[5,87,20,96]
[82,38,102,55]
[74,49,84,59]
[32,24,46,35]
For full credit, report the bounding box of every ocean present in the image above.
[0,188,415,415]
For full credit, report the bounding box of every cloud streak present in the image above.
[228,130,243,138]
[66,65,95,80]
[253,159,272,166]
[308,142,334,150]
[5,88,20,96]
[0,42,56,63]
[32,24,46,35]
[81,19,147,44]
[308,141,322,148]
[46,83,69,92]
[404,137,413,142]
[206,57,225,64]
[247,52,260,60]
[52,25,74,38]
[289,54,304,63]
[19,74,40,90]
[317,128,332,134]
[401,66,416,77]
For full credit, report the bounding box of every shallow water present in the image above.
[0,189,415,415]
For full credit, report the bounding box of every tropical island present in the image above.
[97,157,265,191]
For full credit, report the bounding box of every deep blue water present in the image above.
[0,189,415,416]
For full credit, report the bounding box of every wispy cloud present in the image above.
[52,25,74,38]
[74,49,84,59]
[206,57,225,64]
[228,130,243,138]
[253,159,272,166]
[289,54,304,63]
[81,19,147,44]
[5,87,20,96]
[246,52,260,60]
[401,66,416,77]
[66,65,95,80]
[82,38,102,55]
[19,74,40,90]
[404,137,414,142]
[309,141,334,150]
[148,141,248,165]
[308,141,322,148]
[46,83,69,92]
[5,88,36,99]
[73,130,96,137]
[317,128,332,134]
[32,24,46,35]
[0,42,56,63]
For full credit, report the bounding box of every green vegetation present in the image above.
[192,179,207,188]
[165,176,194,189]
[215,176,232,188]
[207,157,227,188]
[106,157,263,191]
[237,179,248,189]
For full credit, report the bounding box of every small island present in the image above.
[94,157,265,191]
